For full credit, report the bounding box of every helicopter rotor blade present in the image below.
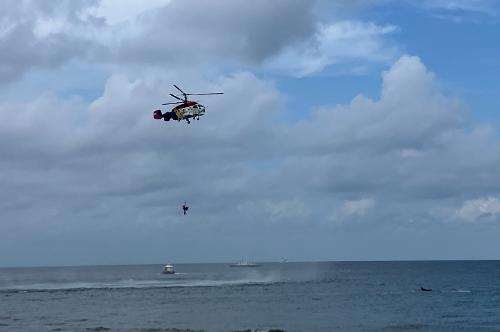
[173,84,186,96]
[185,92,224,96]
[162,101,183,105]
[169,94,183,101]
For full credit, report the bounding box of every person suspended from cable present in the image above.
[182,201,189,215]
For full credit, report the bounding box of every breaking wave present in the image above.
[0,278,285,292]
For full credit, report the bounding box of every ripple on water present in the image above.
[381,324,429,331]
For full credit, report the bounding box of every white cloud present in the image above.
[266,21,399,76]
[95,0,172,25]
[408,0,500,22]
[0,0,404,85]
[2,55,495,230]
[3,50,500,263]
[421,0,498,13]
[0,0,103,83]
[264,199,310,220]
[364,0,500,14]
[456,197,500,222]
[238,199,311,221]
[342,198,376,216]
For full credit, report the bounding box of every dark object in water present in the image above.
[420,287,432,292]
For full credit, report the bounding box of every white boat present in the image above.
[229,260,260,267]
[162,264,175,274]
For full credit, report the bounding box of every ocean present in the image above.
[0,261,499,332]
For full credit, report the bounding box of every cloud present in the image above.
[341,198,376,216]
[0,0,402,86]
[363,0,500,14]
[0,0,104,83]
[456,197,500,222]
[353,1,500,22]
[408,0,500,22]
[3,53,500,264]
[420,0,499,14]
[3,55,496,224]
[104,2,401,75]
[0,71,281,229]
[0,0,319,81]
[103,0,318,67]
[266,20,399,76]
[95,0,172,25]
[274,55,500,224]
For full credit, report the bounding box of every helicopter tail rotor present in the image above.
[153,110,163,119]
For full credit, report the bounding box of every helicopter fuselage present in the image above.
[154,101,206,123]
[172,101,205,119]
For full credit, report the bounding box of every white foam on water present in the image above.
[452,289,471,293]
[0,277,278,291]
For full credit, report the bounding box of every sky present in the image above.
[1,0,500,267]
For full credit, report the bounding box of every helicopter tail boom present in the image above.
[153,110,180,122]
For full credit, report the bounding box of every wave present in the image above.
[0,278,284,293]
[381,323,429,331]
[85,328,285,332]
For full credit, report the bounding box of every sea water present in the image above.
[1,261,499,331]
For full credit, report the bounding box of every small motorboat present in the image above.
[162,264,175,274]
[420,287,432,292]
[229,260,260,267]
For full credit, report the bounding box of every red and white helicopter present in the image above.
[153,85,223,124]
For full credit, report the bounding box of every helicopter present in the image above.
[153,85,223,124]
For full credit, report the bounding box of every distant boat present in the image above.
[162,264,175,274]
[229,261,260,267]
[280,257,288,263]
